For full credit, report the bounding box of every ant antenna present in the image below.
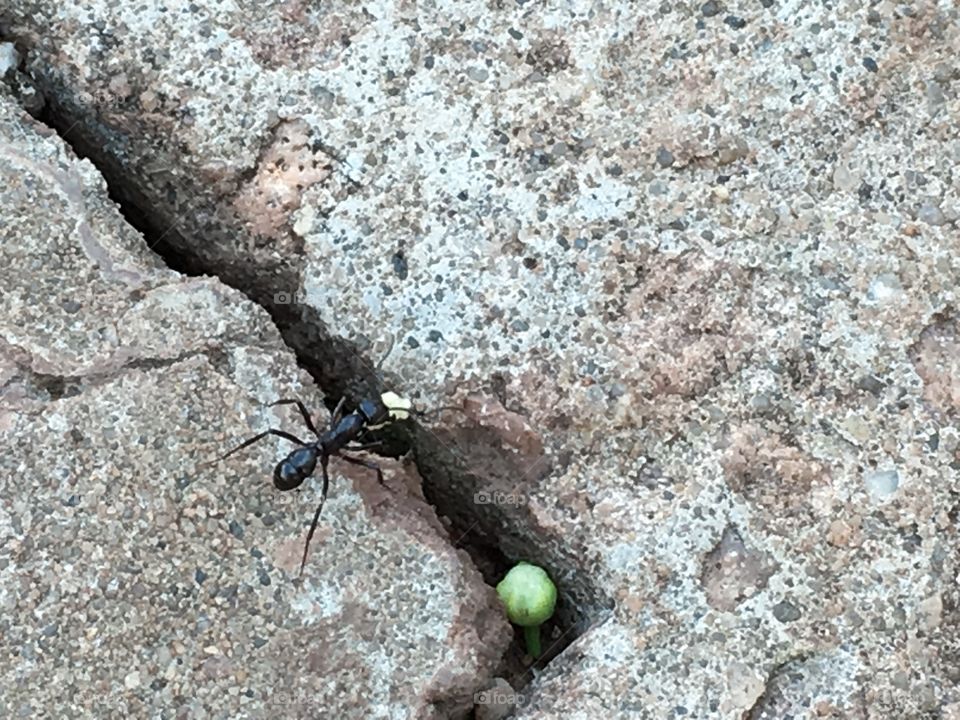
[371,332,464,422]
[409,403,467,422]
[375,333,396,372]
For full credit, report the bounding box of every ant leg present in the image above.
[408,405,465,422]
[329,397,347,427]
[270,399,319,437]
[375,332,396,370]
[300,456,330,576]
[207,429,306,466]
[346,441,383,452]
[339,453,385,487]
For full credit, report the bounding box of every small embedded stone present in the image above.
[701,2,721,17]
[773,600,801,622]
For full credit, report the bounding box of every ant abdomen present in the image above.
[273,447,317,490]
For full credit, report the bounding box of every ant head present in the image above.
[358,398,390,425]
[273,446,318,491]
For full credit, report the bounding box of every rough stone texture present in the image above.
[0,93,508,718]
[5,0,960,717]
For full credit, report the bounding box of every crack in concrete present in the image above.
[0,340,220,407]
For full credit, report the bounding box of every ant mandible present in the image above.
[209,393,412,575]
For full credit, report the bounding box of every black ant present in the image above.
[210,394,408,575]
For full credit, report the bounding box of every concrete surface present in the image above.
[4,1,959,717]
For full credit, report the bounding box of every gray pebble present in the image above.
[917,203,946,226]
[773,600,801,622]
[467,67,489,82]
[701,1,720,17]
[656,146,675,168]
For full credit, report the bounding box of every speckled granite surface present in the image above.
[4,1,960,717]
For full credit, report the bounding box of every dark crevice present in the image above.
[31,92,369,412]
[14,63,609,708]
[31,96,202,278]
[0,349,227,407]
[744,653,819,720]
[412,417,613,701]
[1,365,70,402]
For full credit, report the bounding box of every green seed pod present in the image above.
[496,562,557,658]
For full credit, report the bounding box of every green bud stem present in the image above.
[523,625,542,658]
